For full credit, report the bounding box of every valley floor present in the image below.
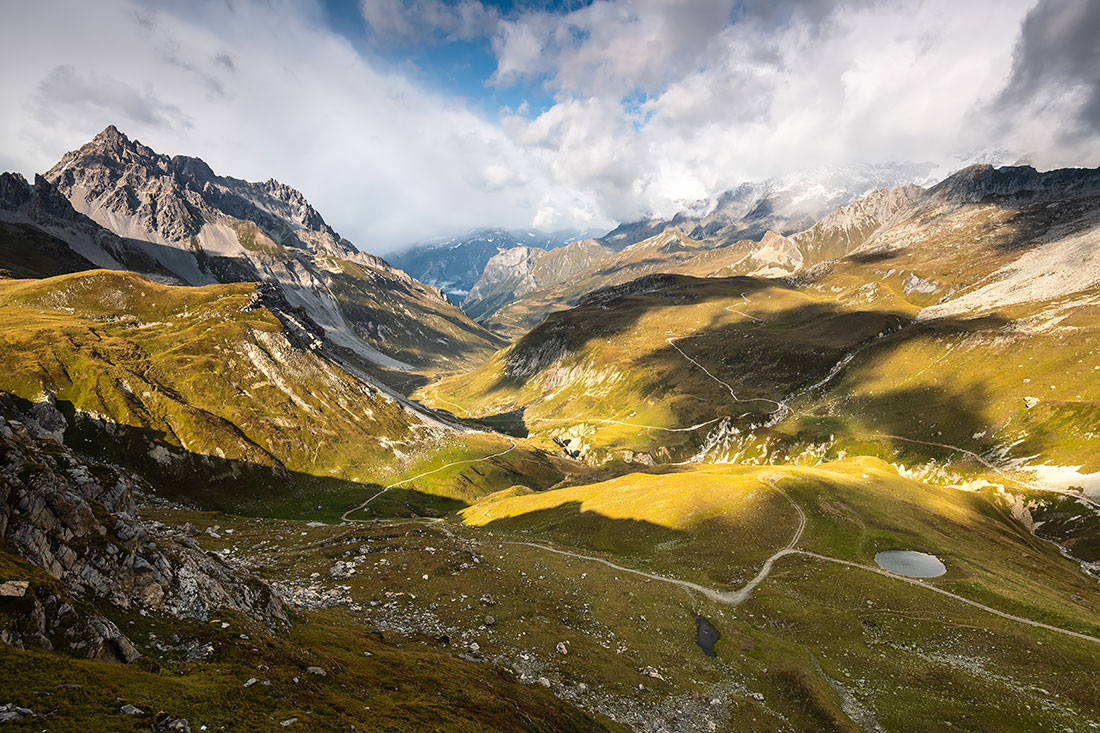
[114,457,1100,732]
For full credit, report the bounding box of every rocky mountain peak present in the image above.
[92,123,126,145]
[19,126,499,373]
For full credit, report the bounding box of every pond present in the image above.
[874,550,946,578]
[694,615,719,657]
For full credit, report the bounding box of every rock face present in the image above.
[31,126,499,373]
[0,399,286,663]
[464,246,542,316]
[0,172,169,280]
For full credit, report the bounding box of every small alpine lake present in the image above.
[874,550,946,578]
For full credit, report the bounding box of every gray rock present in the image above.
[306,666,326,676]
[0,580,28,597]
[0,404,286,661]
[120,704,144,715]
[280,719,298,727]
[152,712,191,732]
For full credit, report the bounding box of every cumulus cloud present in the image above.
[1,0,1097,251]
[988,0,1100,163]
[493,0,1049,222]
[0,0,574,250]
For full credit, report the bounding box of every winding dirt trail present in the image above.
[527,414,729,433]
[340,438,517,522]
[494,478,1100,646]
[666,337,787,419]
[502,475,805,606]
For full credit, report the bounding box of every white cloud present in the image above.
[1,0,1097,253]
[492,0,1060,223]
[0,0,577,251]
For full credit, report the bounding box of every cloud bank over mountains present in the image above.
[1,0,1097,251]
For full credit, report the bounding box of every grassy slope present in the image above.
[461,458,1100,636]
[455,459,1100,730]
[420,275,912,462]
[0,601,619,732]
[0,270,570,518]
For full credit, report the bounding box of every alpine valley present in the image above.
[4,121,1100,733]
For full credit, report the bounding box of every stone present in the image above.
[556,641,568,655]
[483,615,496,626]
[0,703,32,721]
[280,719,298,727]
[120,704,144,715]
[306,666,326,676]
[0,580,29,597]
[244,678,258,687]
[153,712,192,732]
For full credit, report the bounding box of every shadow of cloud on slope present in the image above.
[622,299,920,424]
[475,492,804,588]
[489,278,1017,468]
[0,393,509,522]
[985,192,1100,254]
[489,274,787,393]
[842,248,901,265]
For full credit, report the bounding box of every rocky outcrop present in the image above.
[463,246,542,318]
[926,164,1100,206]
[0,400,286,663]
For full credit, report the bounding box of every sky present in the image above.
[1,0,1098,253]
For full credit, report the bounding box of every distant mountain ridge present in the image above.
[461,239,614,322]
[24,125,502,376]
[459,159,1090,337]
[601,162,941,249]
[392,226,594,301]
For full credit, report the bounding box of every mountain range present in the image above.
[4,126,1100,732]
